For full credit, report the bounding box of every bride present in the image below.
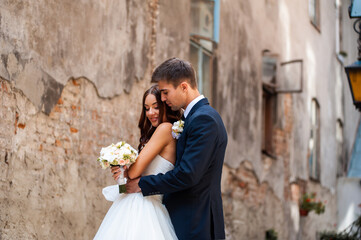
[93,85,181,240]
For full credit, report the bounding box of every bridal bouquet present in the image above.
[97,141,138,193]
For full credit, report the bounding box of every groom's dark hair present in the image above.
[151,58,198,89]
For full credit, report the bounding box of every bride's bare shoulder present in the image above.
[153,122,173,137]
[157,122,172,131]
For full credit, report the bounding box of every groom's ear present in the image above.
[180,81,189,92]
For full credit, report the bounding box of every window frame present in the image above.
[336,119,346,177]
[309,0,321,32]
[261,51,278,158]
[190,40,214,104]
[262,85,277,158]
[189,0,219,106]
[308,98,321,181]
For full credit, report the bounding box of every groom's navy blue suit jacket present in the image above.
[139,98,227,240]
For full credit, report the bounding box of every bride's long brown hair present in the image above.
[138,85,181,152]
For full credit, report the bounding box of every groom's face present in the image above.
[158,80,186,111]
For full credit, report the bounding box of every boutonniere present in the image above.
[171,120,185,139]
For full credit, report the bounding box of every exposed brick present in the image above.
[55,139,62,147]
[69,127,78,133]
[91,110,100,120]
[1,81,8,93]
[72,79,80,86]
[238,181,248,189]
[57,98,63,105]
[53,105,62,113]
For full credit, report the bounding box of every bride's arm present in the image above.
[127,123,173,179]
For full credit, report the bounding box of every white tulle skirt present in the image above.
[93,185,178,240]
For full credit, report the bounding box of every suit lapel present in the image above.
[176,98,209,167]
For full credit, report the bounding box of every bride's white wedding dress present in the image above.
[93,155,178,240]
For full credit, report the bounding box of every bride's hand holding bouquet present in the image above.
[111,165,128,182]
[97,141,138,193]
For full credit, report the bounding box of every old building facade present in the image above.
[1,0,359,239]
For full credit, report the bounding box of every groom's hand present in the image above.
[126,177,141,193]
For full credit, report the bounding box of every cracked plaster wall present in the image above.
[218,0,341,238]
[0,0,151,114]
[0,0,348,239]
[0,0,190,239]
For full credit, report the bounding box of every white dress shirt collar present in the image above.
[183,95,205,118]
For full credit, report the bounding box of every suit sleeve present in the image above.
[139,114,218,196]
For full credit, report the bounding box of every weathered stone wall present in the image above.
[0,0,190,239]
[0,0,151,101]
[218,0,341,239]
[0,0,350,239]
[0,77,149,239]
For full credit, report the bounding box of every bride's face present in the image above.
[144,94,160,127]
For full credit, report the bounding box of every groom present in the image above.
[127,58,227,240]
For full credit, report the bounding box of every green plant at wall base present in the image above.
[265,229,278,240]
[299,192,325,215]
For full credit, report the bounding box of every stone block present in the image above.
[36,123,53,135]
[0,137,12,149]
[2,93,14,108]
[0,110,14,127]
[70,127,78,133]
[63,140,72,150]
